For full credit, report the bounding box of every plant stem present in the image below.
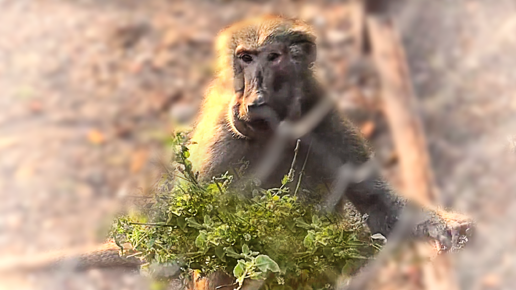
[129,222,175,227]
[294,139,312,196]
[287,139,301,181]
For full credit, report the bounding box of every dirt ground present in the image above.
[0,0,515,289]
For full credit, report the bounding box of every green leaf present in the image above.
[295,218,312,229]
[215,246,226,262]
[148,238,156,248]
[203,215,212,226]
[249,271,267,280]
[255,255,280,273]
[195,231,207,248]
[303,231,316,248]
[312,215,321,227]
[186,217,203,229]
[177,217,186,230]
[242,244,250,255]
[233,260,246,278]
[281,175,289,186]
[225,247,242,259]
[323,247,333,259]
[347,253,368,259]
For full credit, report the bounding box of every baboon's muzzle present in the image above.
[234,43,292,132]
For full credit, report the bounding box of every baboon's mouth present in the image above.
[247,118,270,131]
[246,105,280,132]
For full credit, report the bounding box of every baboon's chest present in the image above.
[240,140,332,191]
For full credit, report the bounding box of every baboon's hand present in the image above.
[413,210,474,253]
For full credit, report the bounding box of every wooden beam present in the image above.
[367,15,458,290]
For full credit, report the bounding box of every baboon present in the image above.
[189,15,470,249]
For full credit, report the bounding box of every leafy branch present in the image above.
[111,131,381,289]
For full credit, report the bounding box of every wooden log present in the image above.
[367,16,438,206]
[0,241,141,273]
[367,15,458,290]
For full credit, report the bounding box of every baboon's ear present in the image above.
[290,41,316,65]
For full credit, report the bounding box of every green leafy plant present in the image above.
[111,131,381,289]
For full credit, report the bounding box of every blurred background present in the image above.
[0,0,515,289]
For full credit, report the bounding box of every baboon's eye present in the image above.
[267,53,280,61]
[240,54,253,63]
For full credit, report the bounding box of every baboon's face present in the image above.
[233,36,316,132]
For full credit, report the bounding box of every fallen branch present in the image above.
[368,18,438,206]
[0,241,141,274]
[364,15,458,290]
